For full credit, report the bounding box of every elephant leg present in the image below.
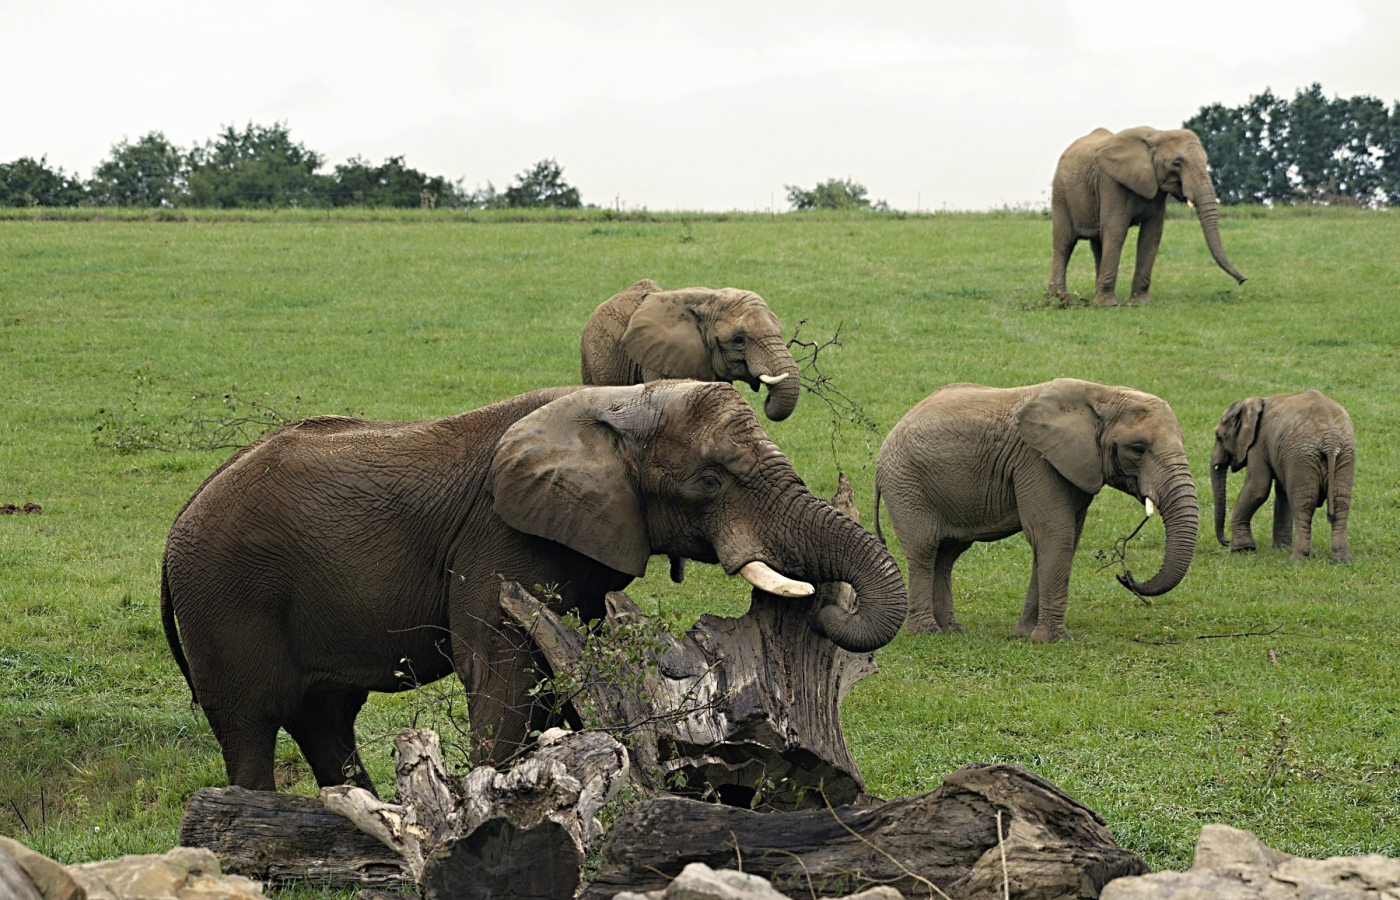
[929,540,970,632]
[458,617,551,766]
[1089,237,1103,277]
[1229,468,1272,552]
[1130,214,1164,302]
[1015,503,1085,638]
[1270,484,1293,551]
[1048,217,1076,298]
[1012,565,1039,636]
[904,542,942,634]
[284,690,374,793]
[1289,482,1320,561]
[203,704,280,792]
[1093,222,1128,306]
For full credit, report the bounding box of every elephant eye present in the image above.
[699,473,722,491]
[731,333,746,348]
[1127,443,1148,456]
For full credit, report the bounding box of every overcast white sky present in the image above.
[4,0,1397,210]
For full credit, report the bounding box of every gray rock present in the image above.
[613,862,903,900]
[66,847,265,900]
[0,836,85,900]
[1101,824,1400,899]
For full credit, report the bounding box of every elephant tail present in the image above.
[873,482,887,546]
[1326,447,1339,522]
[160,562,198,706]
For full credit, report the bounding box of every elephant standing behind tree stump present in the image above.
[580,279,802,421]
[1048,126,1247,306]
[875,379,1198,642]
[1211,390,1355,562]
[161,381,907,793]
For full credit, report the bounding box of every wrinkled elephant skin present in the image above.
[580,279,802,421]
[162,381,906,792]
[1049,126,1247,306]
[876,378,1198,642]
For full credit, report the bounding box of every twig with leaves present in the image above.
[1093,513,1154,606]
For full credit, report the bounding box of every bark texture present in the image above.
[322,728,628,900]
[585,763,1147,900]
[179,787,412,887]
[501,580,877,810]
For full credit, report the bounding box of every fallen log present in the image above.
[501,475,880,812]
[179,786,412,887]
[584,762,1149,900]
[322,727,629,900]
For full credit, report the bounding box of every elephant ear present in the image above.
[1096,129,1160,200]
[621,290,715,381]
[1221,397,1265,471]
[1017,378,1106,495]
[490,386,659,577]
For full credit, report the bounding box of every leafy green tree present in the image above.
[89,132,187,207]
[326,155,465,208]
[502,158,581,208]
[0,156,87,206]
[1187,84,1397,206]
[785,178,887,211]
[184,122,327,208]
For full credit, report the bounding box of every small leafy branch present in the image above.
[786,320,882,462]
[1093,512,1155,606]
[93,370,301,453]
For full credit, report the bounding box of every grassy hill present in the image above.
[1,206,1396,878]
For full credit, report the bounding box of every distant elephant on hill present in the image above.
[875,378,1198,642]
[161,381,907,792]
[1048,126,1247,306]
[1211,390,1355,562]
[580,279,801,421]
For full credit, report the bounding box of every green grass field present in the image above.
[1,206,1397,878]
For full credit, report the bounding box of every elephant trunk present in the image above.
[748,336,801,422]
[1120,462,1198,598]
[764,493,907,652]
[1210,445,1230,547]
[1185,166,1248,285]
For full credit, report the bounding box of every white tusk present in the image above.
[759,373,790,386]
[738,561,814,597]
[1145,497,1155,517]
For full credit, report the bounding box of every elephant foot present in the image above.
[1011,620,1036,637]
[1331,549,1354,563]
[1092,291,1120,307]
[1271,541,1292,552]
[1290,548,1311,561]
[904,616,944,635]
[1030,625,1071,643]
[1229,540,1257,553]
[938,620,965,634]
[1129,291,1154,304]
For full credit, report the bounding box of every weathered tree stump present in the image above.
[322,727,629,900]
[502,473,878,811]
[583,762,1149,900]
[179,786,412,887]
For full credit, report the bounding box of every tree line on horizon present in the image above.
[4,86,1399,210]
[0,122,582,210]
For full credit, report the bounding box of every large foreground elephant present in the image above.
[875,379,1198,642]
[162,382,906,791]
[1048,126,1247,306]
[1211,390,1355,561]
[580,279,801,421]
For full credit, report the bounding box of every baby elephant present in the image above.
[875,378,1198,642]
[1211,390,1355,562]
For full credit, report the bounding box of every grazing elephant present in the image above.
[161,381,906,792]
[875,378,1198,642]
[1048,126,1248,306]
[1211,390,1355,562]
[580,279,801,421]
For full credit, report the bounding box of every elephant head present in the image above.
[580,280,802,421]
[1096,127,1248,285]
[1209,397,1265,546]
[1018,378,1199,597]
[489,381,905,652]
